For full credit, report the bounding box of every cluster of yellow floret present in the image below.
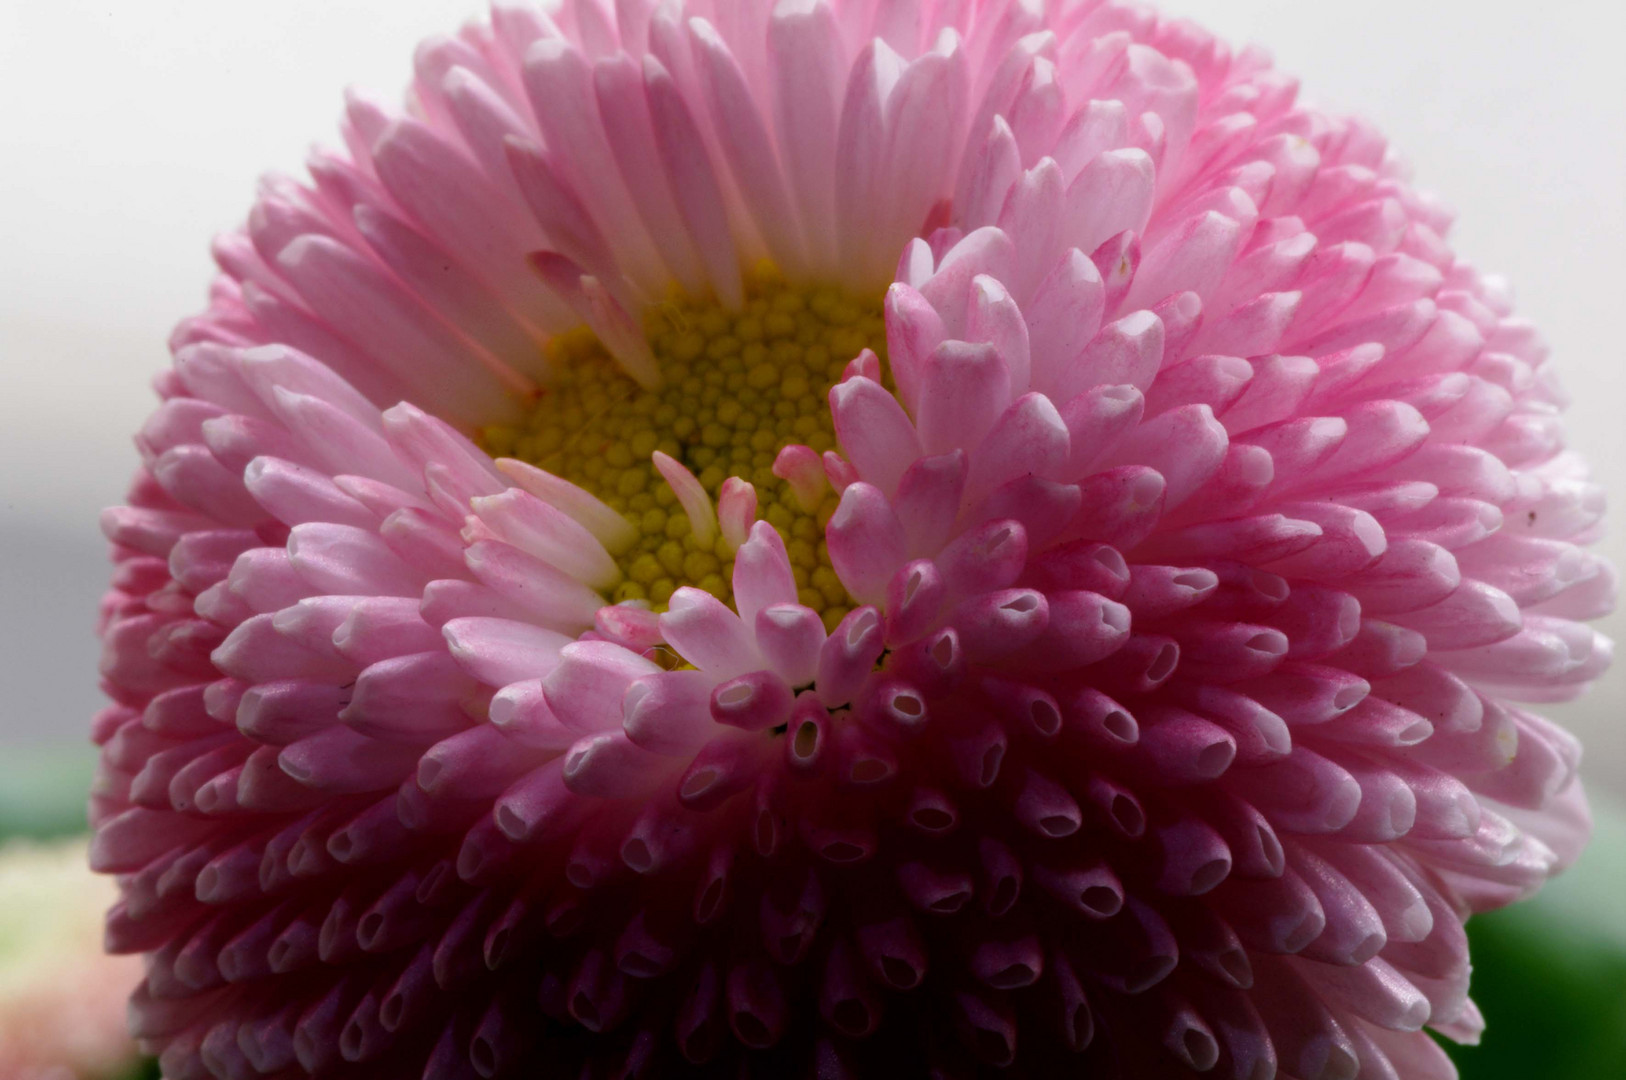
[480,267,886,631]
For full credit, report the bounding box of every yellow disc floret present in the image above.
[479,265,887,631]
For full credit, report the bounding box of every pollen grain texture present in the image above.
[480,267,885,630]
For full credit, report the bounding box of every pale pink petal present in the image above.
[828,375,921,497]
[825,482,908,606]
[660,587,760,678]
[731,521,797,630]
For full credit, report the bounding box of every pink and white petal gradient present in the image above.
[93,1,1612,1077]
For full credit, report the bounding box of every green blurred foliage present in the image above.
[1449,908,1626,1077]
[114,1058,160,1080]
[1447,798,1626,1079]
[0,744,96,840]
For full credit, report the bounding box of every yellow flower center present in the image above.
[479,266,887,631]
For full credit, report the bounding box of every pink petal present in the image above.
[826,483,908,606]
[829,375,922,498]
[660,587,760,679]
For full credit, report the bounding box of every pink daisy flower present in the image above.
[92,1,1612,1077]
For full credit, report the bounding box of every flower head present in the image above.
[94,1,1612,1076]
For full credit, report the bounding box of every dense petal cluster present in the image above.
[93,1,1611,1078]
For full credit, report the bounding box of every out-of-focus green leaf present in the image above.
[0,744,95,841]
[113,1059,160,1080]
[1448,794,1626,1078]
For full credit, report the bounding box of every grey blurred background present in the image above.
[1,0,1621,800]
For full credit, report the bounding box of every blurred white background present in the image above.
[1,1,1621,791]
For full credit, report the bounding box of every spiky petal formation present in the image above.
[94,1,1612,1077]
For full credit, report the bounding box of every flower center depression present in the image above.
[479,265,885,629]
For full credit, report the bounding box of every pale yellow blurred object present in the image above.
[0,838,141,1080]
